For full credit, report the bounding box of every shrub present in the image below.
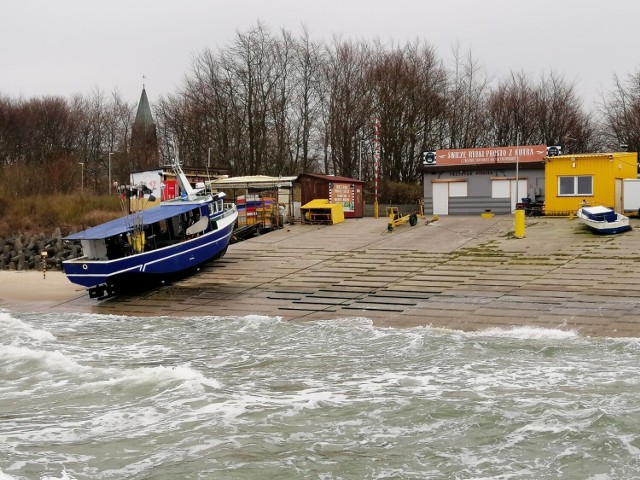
[0,191,122,238]
[363,180,423,205]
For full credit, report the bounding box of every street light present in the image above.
[564,135,576,154]
[515,133,519,213]
[79,162,84,191]
[108,152,113,194]
[358,139,364,181]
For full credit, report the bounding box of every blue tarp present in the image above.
[65,203,200,240]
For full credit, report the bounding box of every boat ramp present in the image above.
[73,214,640,338]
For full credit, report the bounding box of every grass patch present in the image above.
[0,192,123,237]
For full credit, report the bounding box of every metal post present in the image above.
[79,162,84,191]
[359,139,363,181]
[374,118,379,219]
[41,250,47,279]
[514,133,525,238]
[108,152,113,194]
[515,133,519,212]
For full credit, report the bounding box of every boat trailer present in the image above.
[386,202,425,231]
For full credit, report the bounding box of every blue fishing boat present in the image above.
[576,205,631,235]
[62,163,237,299]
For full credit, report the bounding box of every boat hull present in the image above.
[63,214,235,290]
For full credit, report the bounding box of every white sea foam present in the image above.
[0,311,56,344]
[316,317,375,328]
[115,364,221,390]
[226,315,283,332]
[42,467,76,480]
[0,344,90,373]
[474,325,579,341]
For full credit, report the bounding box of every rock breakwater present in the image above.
[0,228,81,271]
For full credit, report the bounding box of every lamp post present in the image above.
[564,135,576,154]
[358,139,364,181]
[374,117,379,219]
[108,152,113,194]
[79,162,84,191]
[515,133,519,212]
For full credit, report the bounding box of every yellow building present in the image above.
[544,152,638,216]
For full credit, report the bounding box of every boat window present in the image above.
[170,215,183,238]
[106,234,131,259]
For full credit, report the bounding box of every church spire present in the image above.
[134,85,154,127]
[130,83,159,170]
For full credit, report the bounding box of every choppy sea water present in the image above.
[2,310,640,480]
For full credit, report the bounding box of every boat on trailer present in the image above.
[576,205,631,235]
[62,163,238,299]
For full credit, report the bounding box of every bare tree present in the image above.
[319,37,373,177]
[370,39,446,182]
[600,69,640,152]
[3,24,615,203]
[445,45,491,149]
[289,26,323,174]
[534,72,592,152]
[487,71,542,146]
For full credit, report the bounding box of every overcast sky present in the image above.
[2,0,638,110]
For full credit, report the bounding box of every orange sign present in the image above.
[425,145,547,167]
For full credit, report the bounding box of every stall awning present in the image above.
[208,175,297,189]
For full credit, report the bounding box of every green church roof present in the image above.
[134,88,154,126]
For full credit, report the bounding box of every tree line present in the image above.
[1,22,639,197]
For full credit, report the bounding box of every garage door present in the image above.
[433,183,449,215]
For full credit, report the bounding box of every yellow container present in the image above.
[544,152,637,215]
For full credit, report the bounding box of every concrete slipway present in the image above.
[68,214,640,338]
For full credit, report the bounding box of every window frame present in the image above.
[557,175,593,196]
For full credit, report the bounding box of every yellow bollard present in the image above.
[514,209,525,238]
[374,201,379,219]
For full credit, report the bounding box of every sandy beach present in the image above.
[0,270,86,309]
[2,215,640,337]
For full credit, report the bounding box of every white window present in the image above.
[558,175,593,196]
[449,181,468,197]
[491,179,510,198]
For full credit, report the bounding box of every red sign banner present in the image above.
[427,145,547,167]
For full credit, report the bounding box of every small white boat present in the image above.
[576,205,631,235]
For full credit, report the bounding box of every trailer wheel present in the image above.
[409,214,418,226]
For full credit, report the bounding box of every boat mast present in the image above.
[173,145,198,201]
